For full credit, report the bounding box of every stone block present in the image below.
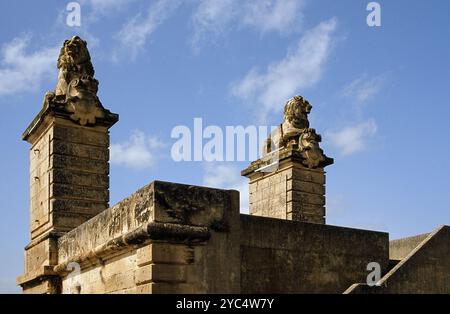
[287,179,325,195]
[51,139,108,161]
[288,167,325,185]
[287,191,325,206]
[135,264,187,285]
[137,283,195,294]
[52,125,109,147]
[51,169,109,188]
[137,243,194,267]
[50,154,109,175]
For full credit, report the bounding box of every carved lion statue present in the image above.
[263,95,313,155]
[283,95,312,131]
[42,36,104,126]
[55,36,95,98]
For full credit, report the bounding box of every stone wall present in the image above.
[54,181,240,294]
[346,225,450,294]
[389,232,430,261]
[243,149,327,224]
[240,214,389,293]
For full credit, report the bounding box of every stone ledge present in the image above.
[22,101,118,142]
[241,148,333,177]
[56,181,234,264]
[17,265,58,286]
[54,222,210,274]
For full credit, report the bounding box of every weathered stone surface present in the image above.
[240,215,389,293]
[51,139,109,161]
[19,36,118,293]
[261,96,333,169]
[244,158,327,223]
[137,283,195,294]
[51,169,109,189]
[50,154,109,175]
[19,39,450,295]
[136,264,187,284]
[346,226,450,294]
[60,250,137,294]
[137,243,194,267]
[153,181,233,229]
[53,182,240,294]
[52,124,110,147]
[389,232,430,261]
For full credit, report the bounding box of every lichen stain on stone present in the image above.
[108,207,122,237]
[154,182,228,225]
[134,189,153,224]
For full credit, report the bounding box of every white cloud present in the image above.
[241,0,305,33]
[325,119,377,156]
[203,162,249,213]
[110,130,165,169]
[114,0,180,60]
[342,74,386,107]
[191,0,304,50]
[0,35,58,97]
[84,0,133,12]
[231,18,337,121]
[77,0,137,22]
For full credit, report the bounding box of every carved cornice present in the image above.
[53,222,211,274]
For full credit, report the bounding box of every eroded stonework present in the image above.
[263,95,332,169]
[17,37,450,295]
[42,36,113,126]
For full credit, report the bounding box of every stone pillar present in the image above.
[242,149,330,224]
[17,36,118,293]
[242,96,333,224]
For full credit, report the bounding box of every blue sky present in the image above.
[0,0,449,293]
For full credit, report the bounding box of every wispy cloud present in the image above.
[83,0,135,14]
[325,119,377,156]
[191,0,305,51]
[0,35,58,97]
[231,18,337,121]
[113,0,180,60]
[203,162,249,213]
[326,73,386,156]
[73,0,138,24]
[111,130,165,169]
[342,73,387,107]
[241,0,305,34]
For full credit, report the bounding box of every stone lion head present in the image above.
[283,95,312,129]
[57,36,92,70]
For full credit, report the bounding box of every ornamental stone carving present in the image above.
[42,36,108,126]
[263,95,331,169]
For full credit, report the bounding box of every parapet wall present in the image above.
[346,225,450,294]
[389,232,430,261]
[19,177,448,294]
[54,181,241,294]
[240,215,389,293]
